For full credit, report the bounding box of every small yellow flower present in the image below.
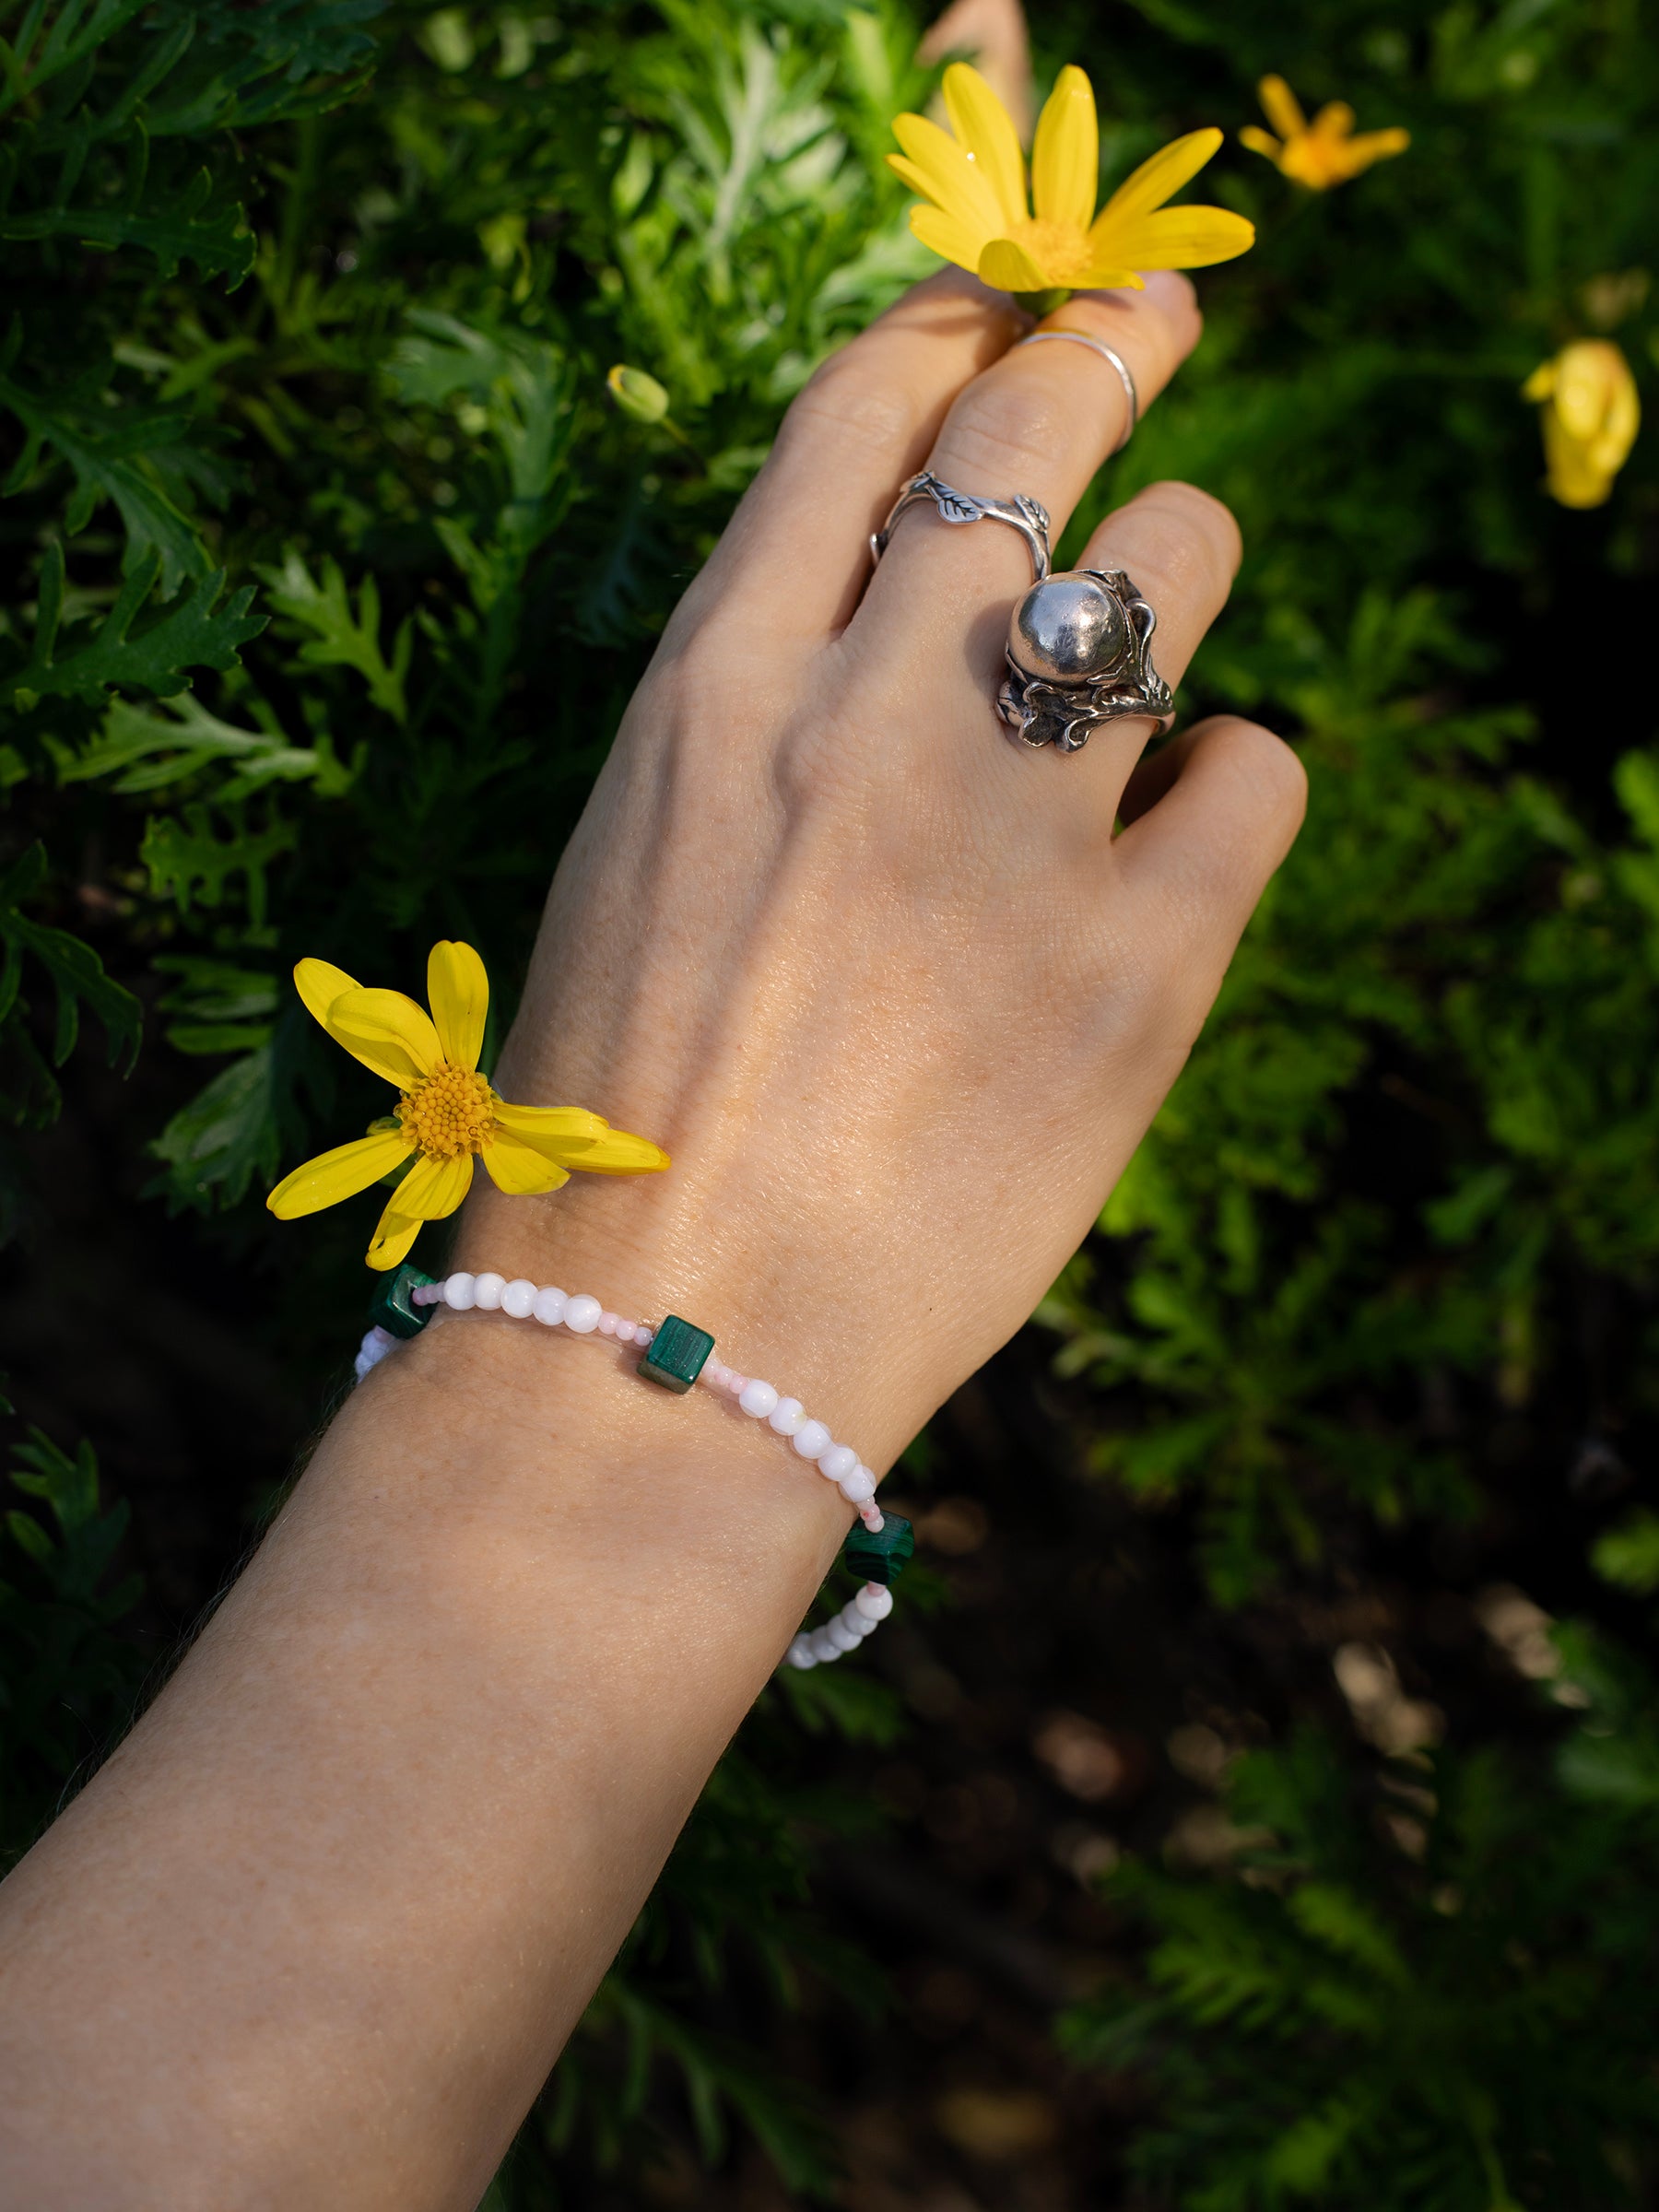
[266,940,668,1270]
[1523,340,1641,509]
[888,62,1253,299]
[1241,76,1408,190]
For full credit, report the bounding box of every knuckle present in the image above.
[1216,717,1309,831]
[1135,479,1242,584]
[938,382,1071,482]
[782,359,921,459]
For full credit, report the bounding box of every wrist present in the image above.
[444,1170,940,1472]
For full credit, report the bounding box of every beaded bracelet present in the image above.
[351,1263,913,1672]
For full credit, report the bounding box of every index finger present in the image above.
[677,269,1023,651]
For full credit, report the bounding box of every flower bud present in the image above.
[1524,340,1641,510]
[606,364,670,425]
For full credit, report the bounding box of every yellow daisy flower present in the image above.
[1240,76,1409,190]
[266,939,668,1270]
[1523,340,1641,510]
[888,62,1253,300]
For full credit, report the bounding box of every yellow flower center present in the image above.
[397,1060,498,1159]
[1008,218,1097,286]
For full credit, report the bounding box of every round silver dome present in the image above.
[1007,572,1126,686]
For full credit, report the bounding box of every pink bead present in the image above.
[598,1312,619,1336]
[861,1502,884,1530]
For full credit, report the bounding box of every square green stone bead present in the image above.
[368,1262,436,1340]
[843,1512,913,1586]
[638,1313,714,1394]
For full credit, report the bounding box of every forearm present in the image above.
[0,1314,849,2209]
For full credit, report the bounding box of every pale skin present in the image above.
[0,267,1304,2208]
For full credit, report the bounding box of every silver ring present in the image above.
[1016,332,1138,454]
[995,569,1173,754]
[870,471,1051,580]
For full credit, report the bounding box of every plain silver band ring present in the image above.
[1016,331,1138,453]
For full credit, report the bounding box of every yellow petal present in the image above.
[1335,126,1409,177]
[1239,125,1286,167]
[941,61,1028,229]
[559,1127,671,1175]
[891,111,1005,233]
[326,987,441,1088]
[1258,75,1307,142]
[366,1206,422,1272]
[1091,204,1256,272]
[266,1129,412,1218]
[482,1128,573,1194]
[427,939,488,1071]
[908,200,992,274]
[1347,126,1408,163]
[294,958,359,1031]
[1031,65,1098,232]
[1522,359,1558,401]
[1543,419,1614,508]
[1069,261,1147,293]
[1098,127,1223,229]
[492,1102,609,1145]
[978,234,1055,293]
[1311,100,1357,140]
[394,1147,476,1218]
[494,1100,670,1174]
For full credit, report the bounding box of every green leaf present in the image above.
[5,550,265,708]
[257,553,409,724]
[0,841,141,1087]
[147,1043,278,1209]
[0,374,214,589]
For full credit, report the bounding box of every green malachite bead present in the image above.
[638,1313,714,1394]
[368,1262,436,1340]
[843,1512,913,1586]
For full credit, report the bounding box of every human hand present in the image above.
[456,268,1305,1465]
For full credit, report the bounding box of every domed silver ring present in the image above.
[870,471,1052,582]
[996,569,1174,753]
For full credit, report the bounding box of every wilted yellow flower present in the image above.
[888,62,1253,300]
[1240,76,1408,189]
[267,940,668,1270]
[1523,340,1640,509]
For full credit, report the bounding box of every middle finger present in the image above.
[853,270,1202,649]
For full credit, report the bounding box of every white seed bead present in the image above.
[472,1272,505,1311]
[826,1618,862,1653]
[531,1287,567,1326]
[792,1418,832,1461]
[853,1583,893,1621]
[739,1380,779,1418]
[818,1442,859,1483]
[443,1272,477,1310]
[500,1277,536,1319]
[785,1636,818,1670]
[837,1600,874,1635]
[808,1626,842,1663]
[563,1294,601,1335]
[769,1396,805,1437]
[839,1468,877,1504]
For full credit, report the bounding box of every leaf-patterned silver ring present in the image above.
[869,472,1052,581]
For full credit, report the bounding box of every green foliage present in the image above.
[0,1427,147,1866]
[1064,1706,1659,2209]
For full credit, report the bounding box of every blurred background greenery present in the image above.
[4,0,1659,2204]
